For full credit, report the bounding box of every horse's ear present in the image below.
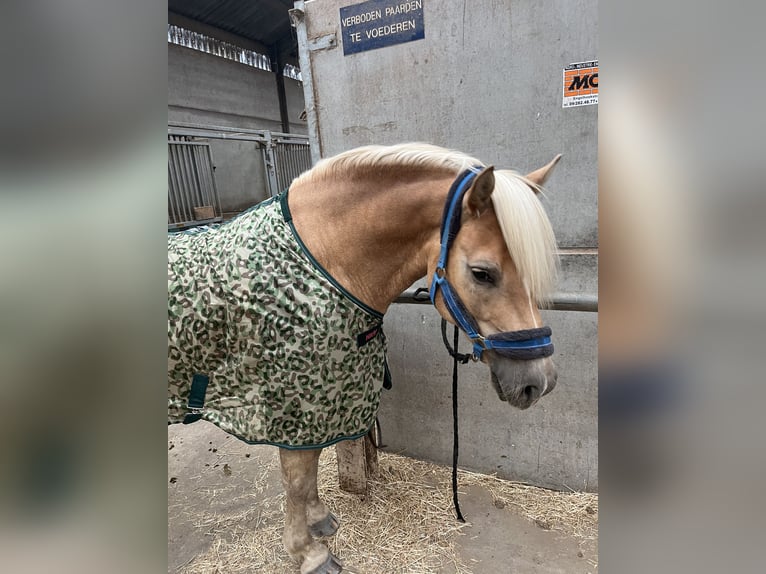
[525,154,562,190]
[465,166,495,217]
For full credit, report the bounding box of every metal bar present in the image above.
[192,141,211,214]
[280,145,288,190]
[295,145,304,177]
[289,145,299,183]
[168,144,185,224]
[197,143,213,209]
[274,136,311,145]
[186,143,202,217]
[167,161,179,224]
[279,145,287,190]
[272,44,290,134]
[307,33,338,52]
[394,289,598,312]
[169,120,304,141]
[287,146,296,186]
[289,145,298,186]
[301,145,311,175]
[205,145,222,218]
[260,145,271,198]
[180,144,197,220]
[280,147,289,190]
[169,156,186,225]
[202,145,216,209]
[169,121,268,135]
[169,129,267,143]
[168,122,310,144]
[292,146,300,185]
[191,145,205,207]
[165,140,211,146]
[280,144,295,189]
[171,144,192,224]
[290,2,321,164]
[192,144,207,208]
[287,152,294,189]
[263,131,280,197]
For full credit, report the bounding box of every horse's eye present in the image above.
[471,268,495,285]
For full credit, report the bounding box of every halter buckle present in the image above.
[471,336,488,362]
[473,335,487,349]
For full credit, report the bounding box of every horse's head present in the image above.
[429,156,561,409]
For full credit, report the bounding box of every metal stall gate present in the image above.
[168,135,223,230]
[262,132,314,196]
[168,124,312,230]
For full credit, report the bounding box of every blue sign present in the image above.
[340,0,425,56]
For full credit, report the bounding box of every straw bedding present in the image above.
[179,447,597,574]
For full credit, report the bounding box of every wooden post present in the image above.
[336,434,378,494]
[364,432,379,477]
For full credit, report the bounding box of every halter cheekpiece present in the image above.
[428,168,554,361]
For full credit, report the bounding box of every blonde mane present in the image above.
[294,143,558,302]
[492,169,559,303]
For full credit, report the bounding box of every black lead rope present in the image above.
[441,318,473,365]
[451,324,466,522]
[442,318,467,523]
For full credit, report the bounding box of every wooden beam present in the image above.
[336,434,378,494]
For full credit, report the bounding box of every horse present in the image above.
[168,143,561,574]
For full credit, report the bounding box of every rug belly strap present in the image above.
[183,373,209,424]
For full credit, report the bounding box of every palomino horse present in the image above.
[168,143,560,573]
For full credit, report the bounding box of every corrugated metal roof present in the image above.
[168,0,297,60]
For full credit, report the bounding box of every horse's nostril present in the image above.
[524,385,540,402]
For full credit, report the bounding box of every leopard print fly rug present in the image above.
[167,193,388,448]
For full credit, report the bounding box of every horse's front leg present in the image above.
[279,448,342,574]
[306,450,340,538]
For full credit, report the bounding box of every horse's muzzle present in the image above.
[489,356,557,409]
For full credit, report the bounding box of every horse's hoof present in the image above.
[306,553,342,574]
[309,512,340,538]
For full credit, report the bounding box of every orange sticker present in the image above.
[563,60,598,108]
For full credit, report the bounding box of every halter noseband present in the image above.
[428,168,554,361]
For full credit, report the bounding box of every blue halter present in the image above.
[428,168,554,361]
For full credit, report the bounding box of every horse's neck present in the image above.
[287,171,453,314]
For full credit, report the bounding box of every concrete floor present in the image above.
[169,422,597,573]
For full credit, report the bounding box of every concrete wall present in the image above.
[168,17,308,213]
[302,0,598,490]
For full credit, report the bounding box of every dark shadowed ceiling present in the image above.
[168,0,298,61]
